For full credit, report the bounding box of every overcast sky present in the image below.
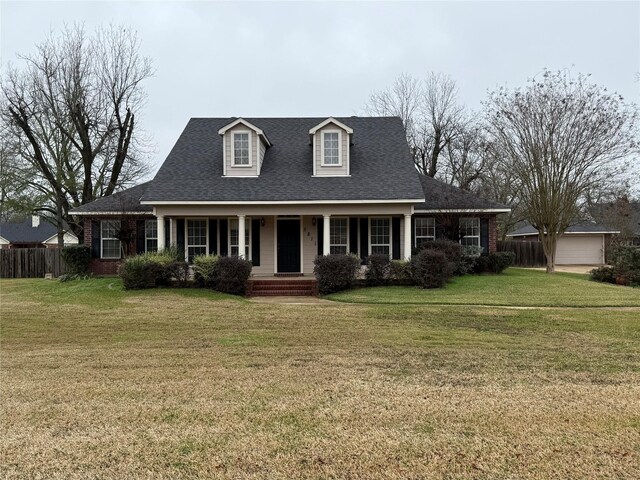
[2,1,639,177]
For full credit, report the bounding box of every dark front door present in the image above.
[277,218,301,273]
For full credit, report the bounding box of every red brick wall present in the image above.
[84,216,150,276]
[488,215,497,253]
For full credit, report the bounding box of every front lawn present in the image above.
[327,268,640,307]
[1,277,639,478]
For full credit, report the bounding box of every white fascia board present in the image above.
[0,235,9,244]
[414,208,512,213]
[506,230,620,237]
[71,211,152,216]
[42,232,79,244]
[309,117,354,134]
[217,118,272,146]
[141,199,425,206]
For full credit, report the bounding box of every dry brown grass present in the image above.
[1,279,639,479]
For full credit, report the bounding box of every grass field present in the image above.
[1,273,639,479]
[327,268,640,306]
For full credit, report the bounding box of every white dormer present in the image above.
[309,117,353,177]
[218,118,271,177]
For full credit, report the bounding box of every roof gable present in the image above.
[217,118,272,147]
[309,117,353,135]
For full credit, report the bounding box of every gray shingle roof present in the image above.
[0,217,58,243]
[71,182,154,214]
[414,174,510,211]
[507,222,619,237]
[141,117,425,203]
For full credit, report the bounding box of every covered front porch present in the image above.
[152,203,416,277]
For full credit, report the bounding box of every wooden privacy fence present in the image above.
[497,240,546,267]
[0,248,67,278]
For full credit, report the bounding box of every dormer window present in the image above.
[310,117,353,177]
[232,132,251,166]
[322,131,341,166]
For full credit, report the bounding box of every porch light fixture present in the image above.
[261,217,265,227]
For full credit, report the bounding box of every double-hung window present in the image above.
[233,132,250,166]
[187,219,207,262]
[460,217,480,247]
[370,218,391,256]
[100,220,121,259]
[322,131,340,165]
[329,218,348,255]
[145,220,158,252]
[229,218,250,258]
[414,217,435,247]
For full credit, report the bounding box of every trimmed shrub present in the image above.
[164,261,190,287]
[487,251,515,274]
[415,240,465,276]
[61,245,92,274]
[365,254,391,286]
[389,260,413,283]
[590,266,616,284]
[314,254,361,295]
[471,255,490,274]
[119,256,163,290]
[193,255,220,287]
[215,256,253,295]
[411,249,451,289]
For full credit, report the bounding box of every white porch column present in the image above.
[404,214,412,260]
[323,214,331,256]
[157,215,166,251]
[170,218,177,246]
[238,215,246,258]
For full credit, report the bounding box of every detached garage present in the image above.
[507,223,619,265]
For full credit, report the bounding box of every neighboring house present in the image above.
[71,117,510,275]
[0,216,78,249]
[590,199,640,246]
[506,223,619,265]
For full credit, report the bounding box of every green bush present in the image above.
[164,261,190,287]
[415,239,465,276]
[193,255,220,287]
[590,266,616,284]
[610,246,640,272]
[389,260,413,282]
[215,256,253,295]
[365,254,391,286]
[61,245,92,274]
[411,249,451,289]
[487,251,515,273]
[471,255,490,274]
[314,254,361,295]
[118,256,163,290]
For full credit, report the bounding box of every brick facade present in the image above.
[84,217,150,276]
[488,215,497,253]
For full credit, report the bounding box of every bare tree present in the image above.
[365,72,465,178]
[486,69,638,272]
[1,24,152,243]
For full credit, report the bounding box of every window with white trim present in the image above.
[414,217,435,247]
[460,217,481,247]
[370,218,391,256]
[187,219,207,262]
[233,132,250,166]
[322,131,340,165]
[145,220,158,252]
[330,218,348,255]
[100,220,121,259]
[229,218,251,258]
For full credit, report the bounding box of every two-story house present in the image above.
[72,117,509,276]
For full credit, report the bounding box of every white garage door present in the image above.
[555,235,603,265]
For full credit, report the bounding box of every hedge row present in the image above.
[314,241,515,294]
[590,246,640,287]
